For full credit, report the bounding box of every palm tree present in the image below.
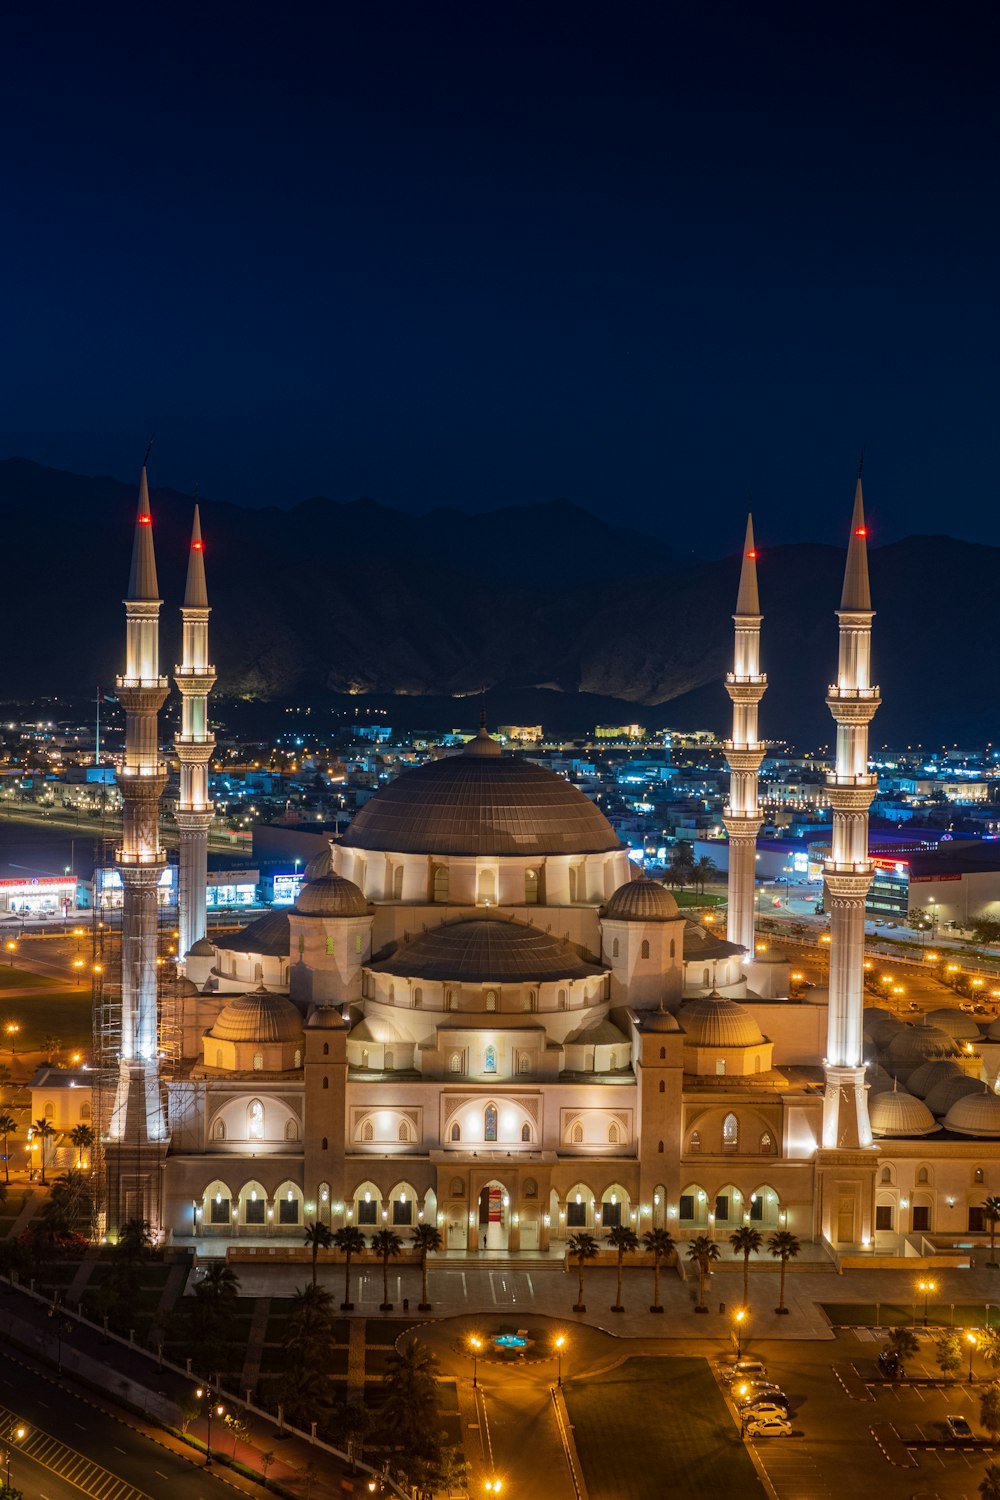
[729,1225,763,1308]
[370,1228,402,1312]
[642,1227,674,1313]
[33,1118,55,1185]
[606,1224,639,1312]
[117,1217,154,1261]
[687,1235,720,1313]
[694,856,718,894]
[40,1036,61,1065]
[333,1225,367,1311]
[0,1113,18,1184]
[887,1326,920,1366]
[980,1460,1000,1500]
[302,1220,333,1286]
[199,1259,241,1301]
[411,1223,443,1311]
[768,1230,801,1314]
[69,1123,94,1171]
[983,1197,1000,1268]
[567,1231,599,1312]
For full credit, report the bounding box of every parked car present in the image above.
[945,1415,973,1439]
[747,1393,791,1415]
[719,1359,768,1385]
[745,1414,792,1438]
[733,1381,785,1406]
[878,1349,904,1379]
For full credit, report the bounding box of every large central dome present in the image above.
[342,730,621,856]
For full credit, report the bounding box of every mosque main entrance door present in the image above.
[477,1180,509,1250]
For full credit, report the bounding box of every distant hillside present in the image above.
[0,458,994,745]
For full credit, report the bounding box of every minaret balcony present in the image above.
[115,847,166,867]
[117,675,169,690]
[826,684,880,700]
[824,858,872,876]
[826,772,877,789]
[120,762,168,779]
[174,665,217,682]
[726,672,767,686]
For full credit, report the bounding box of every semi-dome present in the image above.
[906,1059,965,1099]
[604,877,679,922]
[187,936,215,958]
[679,994,764,1049]
[926,1007,983,1041]
[885,1023,960,1065]
[214,909,290,957]
[944,1088,1000,1137]
[925,1073,982,1116]
[341,733,621,856]
[867,1064,896,1094]
[368,917,604,983]
[210,990,304,1044]
[295,872,369,917]
[986,1016,1000,1043]
[869,1087,940,1138]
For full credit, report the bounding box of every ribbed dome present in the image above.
[944,1088,1000,1137]
[867,1064,896,1094]
[604,876,679,922]
[925,1073,982,1116]
[680,994,765,1048]
[869,1087,940,1137]
[210,991,304,1044]
[295,850,369,917]
[642,1008,682,1033]
[885,1024,960,1065]
[907,1060,964,1099]
[214,909,290,957]
[187,936,216,958]
[863,1007,903,1046]
[926,1007,983,1041]
[368,917,604,983]
[986,1016,1000,1042]
[341,739,620,856]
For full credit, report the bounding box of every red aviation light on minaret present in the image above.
[138,513,151,525]
[854,526,867,538]
[747,548,758,560]
[192,539,204,550]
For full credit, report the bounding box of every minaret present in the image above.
[111,465,169,1160]
[174,506,216,964]
[723,516,766,962]
[822,475,879,1151]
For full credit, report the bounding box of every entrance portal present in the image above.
[477,1181,510,1250]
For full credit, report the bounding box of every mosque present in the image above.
[93,470,1000,1259]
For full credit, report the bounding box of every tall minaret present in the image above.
[822,474,880,1152]
[174,506,216,964]
[723,515,766,963]
[112,465,169,1155]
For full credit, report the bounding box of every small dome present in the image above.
[925,1073,982,1116]
[642,1007,682,1033]
[885,1023,960,1065]
[210,991,304,1044]
[187,936,216,958]
[867,1064,895,1094]
[863,1007,903,1046]
[869,1088,940,1138]
[604,876,679,922]
[368,916,602,983]
[907,1060,964,1099]
[295,873,369,918]
[987,1017,1000,1042]
[680,994,765,1049]
[926,1007,983,1041]
[944,1088,1000,1137]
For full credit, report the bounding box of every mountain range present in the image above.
[1,457,993,746]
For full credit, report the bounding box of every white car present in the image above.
[746,1414,792,1438]
[720,1359,767,1385]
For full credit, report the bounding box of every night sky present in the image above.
[3,3,998,552]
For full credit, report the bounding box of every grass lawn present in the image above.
[564,1356,763,1500]
[0,968,65,990]
[0,991,91,1053]
[821,1302,1000,1329]
[673,890,726,908]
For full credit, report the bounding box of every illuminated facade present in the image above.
[174,505,216,963]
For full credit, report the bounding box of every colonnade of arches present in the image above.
[677,1182,783,1232]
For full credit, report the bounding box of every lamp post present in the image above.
[5,1023,18,1061]
[734,1308,746,1359]
[968,1331,978,1383]
[917,1278,936,1328]
[5,1421,25,1489]
[195,1387,224,1466]
[4,942,14,967]
[485,1482,503,1494]
[469,1336,482,1389]
[554,1334,566,1387]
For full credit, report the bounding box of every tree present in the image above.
[0,1114,18,1184]
[935,1333,962,1383]
[606,1224,639,1312]
[694,856,718,894]
[380,1339,458,1495]
[370,1228,402,1312]
[887,1327,920,1367]
[33,1118,55,1186]
[302,1221,333,1287]
[686,1236,720,1312]
[40,1036,61,1065]
[333,1225,367,1311]
[982,1383,1000,1444]
[983,1197,1000,1268]
[285,1283,337,1354]
[411,1223,443,1311]
[116,1217,153,1262]
[767,1231,800,1315]
[666,843,695,889]
[68,1124,94,1171]
[981,1461,1000,1500]
[567,1231,598,1312]
[980,1328,1000,1373]
[642,1227,674,1313]
[189,1260,241,1375]
[42,1171,92,1236]
[729,1226,763,1308]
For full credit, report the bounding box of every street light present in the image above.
[917,1278,936,1328]
[195,1387,224,1466]
[5,1023,19,1061]
[5,1421,25,1489]
[968,1331,978,1383]
[4,941,14,967]
[554,1333,566,1387]
[734,1308,746,1358]
[469,1335,483,1389]
[485,1482,503,1494]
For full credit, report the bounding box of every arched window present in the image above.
[247,1100,264,1139]
[524,1178,537,1197]
[398,1122,410,1141]
[608,1122,620,1145]
[451,1123,461,1142]
[298,934,305,957]
[323,1042,329,1056]
[558,989,567,1009]
[450,1052,463,1073]
[689,1130,701,1152]
[322,1076,329,1090]
[669,939,675,959]
[612,938,620,958]
[659,1047,666,1059]
[215,1049,223,1068]
[484,1045,497,1073]
[571,1123,584,1145]
[723,1113,739,1151]
[285,1119,299,1141]
[254,962,263,982]
[294,1048,302,1069]
[716,1057,726,1076]
[759,1131,773,1153]
[392,865,403,899]
[881,1165,892,1183]
[640,940,650,960]
[253,1051,263,1071]
[659,1080,665,1094]
[321,1136,328,1150]
[451,1177,464,1195]
[447,989,456,1010]
[389,984,395,1002]
[525,869,538,905]
[484,1104,498,1142]
[384,1050,394,1069]
[362,1121,374,1142]
[413,987,423,1008]
[975,1168,985,1184]
[325,935,334,956]
[485,990,498,1012]
[433,865,449,902]
[361,1048,369,1067]
[518,1055,531,1074]
[80,1103,91,1120]
[658,1139,664,1153]
[214,1120,226,1140]
[917,1166,929,1184]
[521,1122,531,1142]
[478,869,496,905]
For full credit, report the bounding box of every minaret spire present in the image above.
[820,473,880,1185]
[175,505,217,964]
[723,515,767,966]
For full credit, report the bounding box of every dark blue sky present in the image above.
[2,3,997,550]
